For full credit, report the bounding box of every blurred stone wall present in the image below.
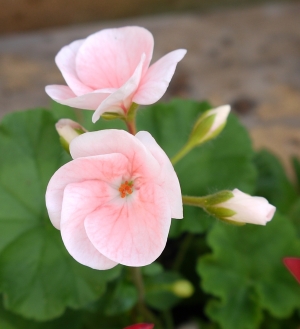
[1,0,298,34]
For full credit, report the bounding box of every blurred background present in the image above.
[0,0,298,34]
[0,0,300,177]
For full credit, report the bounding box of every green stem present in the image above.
[172,233,194,271]
[171,143,193,165]
[163,310,174,329]
[131,267,145,305]
[130,267,164,328]
[182,195,207,208]
[125,102,139,135]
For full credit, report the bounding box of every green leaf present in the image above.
[197,213,300,329]
[142,262,164,276]
[137,99,257,236]
[254,150,298,213]
[82,306,131,329]
[259,311,300,329]
[0,109,121,321]
[0,299,82,329]
[144,271,182,311]
[104,281,138,316]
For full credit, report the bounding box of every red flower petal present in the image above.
[283,257,300,283]
[124,324,154,329]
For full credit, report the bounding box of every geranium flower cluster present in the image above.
[45,26,276,271]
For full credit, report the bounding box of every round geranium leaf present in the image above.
[0,109,121,321]
[197,213,300,329]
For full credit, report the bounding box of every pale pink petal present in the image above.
[92,53,145,122]
[46,85,76,100]
[76,27,153,90]
[222,189,276,225]
[133,49,187,104]
[46,153,129,229]
[61,181,118,269]
[70,129,161,181]
[84,183,171,266]
[55,40,93,96]
[45,85,112,110]
[135,131,183,219]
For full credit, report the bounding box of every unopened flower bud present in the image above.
[189,105,231,146]
[55,119,87,152]
[171,279,194,298]
[208,188,276,225]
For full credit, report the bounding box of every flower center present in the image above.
[119,181,133,198]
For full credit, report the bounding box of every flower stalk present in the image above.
[126,103,139,135]
[171,144,193,165]
[130,267,163,329]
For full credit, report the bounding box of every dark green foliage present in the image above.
[0,109,121,321]
[0,99,298,329]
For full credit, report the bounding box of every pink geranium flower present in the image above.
[46,26,186,123]
[46,129,183,269]
[124,324,154,329]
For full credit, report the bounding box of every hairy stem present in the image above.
[171,144,193,165]
[182,195,207,207]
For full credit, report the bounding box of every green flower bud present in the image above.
[171,105,231,165]
[171,279,194,298]
[189,105,231,146]
[55,119,87,152]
